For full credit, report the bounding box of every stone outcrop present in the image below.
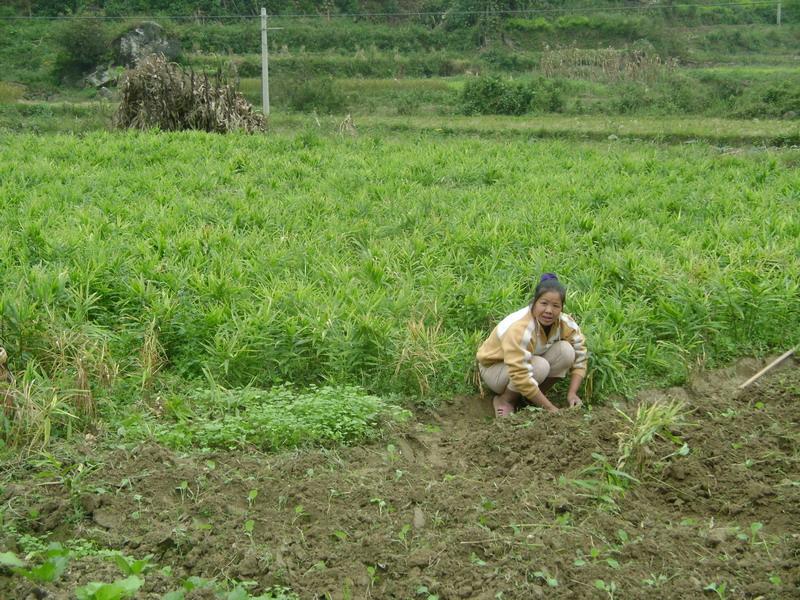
[112,21,180,68]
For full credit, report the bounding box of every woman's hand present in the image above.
[533,390,559,413]
[567,392,582,408]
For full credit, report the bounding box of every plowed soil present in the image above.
[2,358,799,599]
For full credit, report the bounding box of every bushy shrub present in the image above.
[460,76,531,115]
[529,77,565,113]
[53,17,111,81]
[395,93,421,115]
[460,75,564,115]
[286,77,347,113]
[610,82,650,114]
[480,48,537,72]
[658,73,712,113]
[733,81,800,119]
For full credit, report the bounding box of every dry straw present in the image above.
[114,54,267,133]
[540,45,677,82]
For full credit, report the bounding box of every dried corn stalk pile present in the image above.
[114,54,266,133]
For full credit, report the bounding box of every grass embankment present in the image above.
[0,131,798,451]
[2,15,798,89]
[234,67,800,122]
[3,102,797,146]
[324,113,800,145]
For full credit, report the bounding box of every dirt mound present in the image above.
[2,358,799,599]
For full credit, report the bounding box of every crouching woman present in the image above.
[476,273,588,417]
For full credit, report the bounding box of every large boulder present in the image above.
[85,66,121,88]
[112,22,180,68]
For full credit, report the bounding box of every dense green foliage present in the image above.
[4,0,798,23]
[1,131,798,449]
[460,75,564,115]
[52,18,111,81]
[146,385,408,450]
[1,0,799,122]
[284,76,348,113]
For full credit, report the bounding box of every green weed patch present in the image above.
[147,385,409,451]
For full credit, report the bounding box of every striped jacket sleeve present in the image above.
[500,319,542,399]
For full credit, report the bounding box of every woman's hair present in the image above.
[531,273,566,305]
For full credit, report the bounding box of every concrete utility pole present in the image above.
[777,1,782,26]
[261,7,270,115]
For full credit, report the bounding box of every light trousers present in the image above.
[479,340,575,395]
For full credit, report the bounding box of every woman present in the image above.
[476,273,588,417]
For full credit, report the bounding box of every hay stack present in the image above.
[114,54,266,133]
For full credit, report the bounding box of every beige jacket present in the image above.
[476,307,588,398]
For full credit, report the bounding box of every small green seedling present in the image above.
[292,505,307,524]
[108,552,153,575]
[416,585,439,600]
[75,575,144,600]
[532,570,558,588]
[769,574,782,586]
[366,564,380,587]
[555,512,572,527]
[11,544,69,583]
[370,497,388,515]
[386,444,399,464]
[332,529,349,541]
[395,524,412,549]
[704,582,727,599]
[176,480,190,502]
[0,552,25,568]
[247,489,259,508]
[131,493,143,520]
[749,522,764,546]
[595,579,617,599]
[642,573,669,588]
[736,521,766,547]
[469,552,487,567]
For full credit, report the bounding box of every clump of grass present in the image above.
[540,44,677,83]
[139,319,165,393]
[393,318,456,396]
[615,399,688,472]
[1,364,77,452]
[114,54,266,133]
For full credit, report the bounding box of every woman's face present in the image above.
[531,290,563,327]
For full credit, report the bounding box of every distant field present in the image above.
[330,113,800,144]
[688,65,800,76]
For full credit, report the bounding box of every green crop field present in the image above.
[1,129,798,452]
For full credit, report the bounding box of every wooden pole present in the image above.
[738,348,795,390]
[261,7,270,115]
